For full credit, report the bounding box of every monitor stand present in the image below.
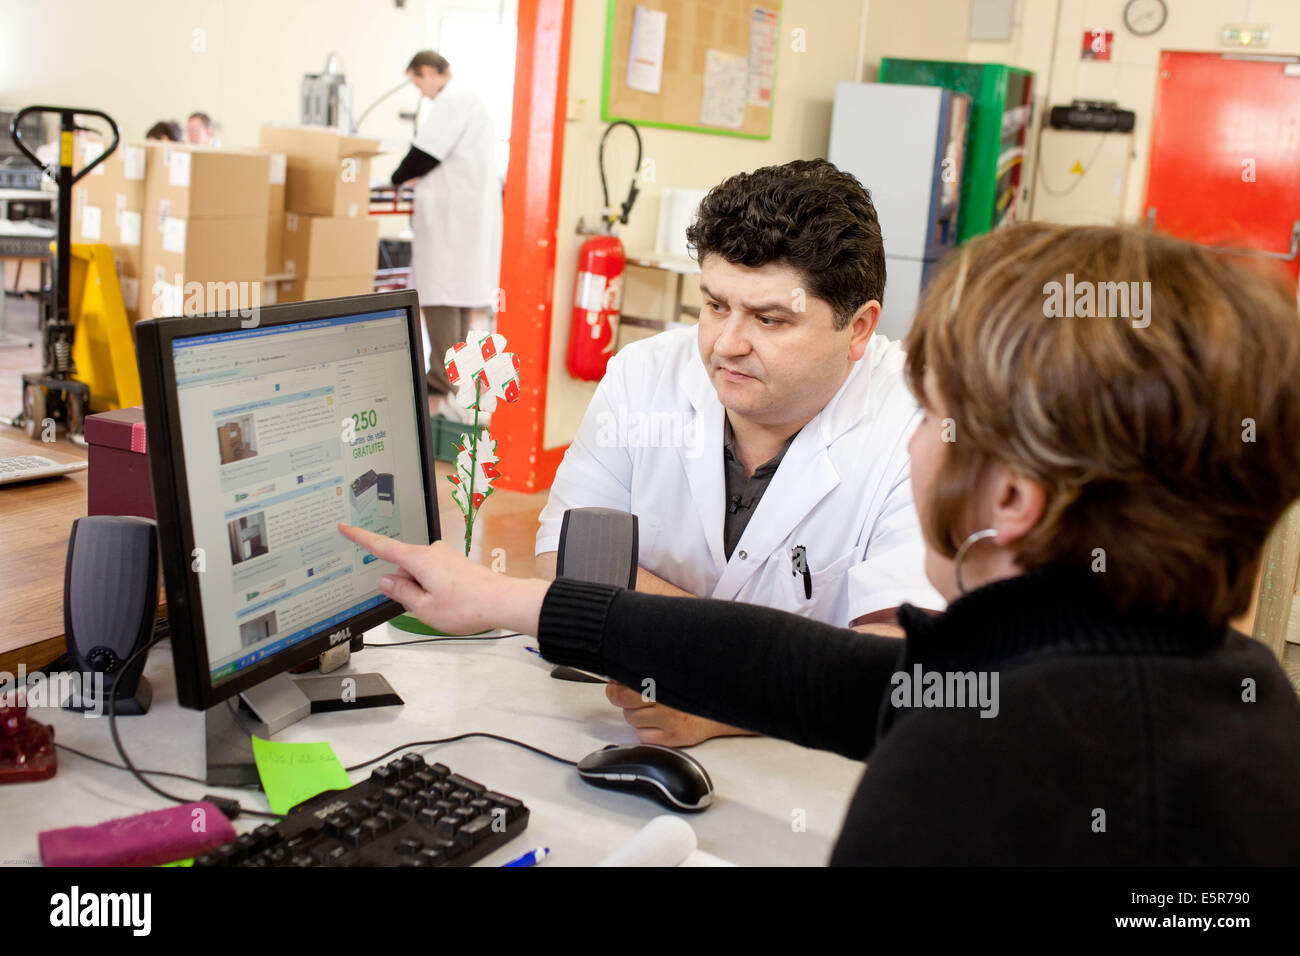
[201,670,404,787]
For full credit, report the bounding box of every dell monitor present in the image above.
[136,290,440,783]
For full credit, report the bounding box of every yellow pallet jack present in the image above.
[7,106,138,443]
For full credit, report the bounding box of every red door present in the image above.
[1144,51,1300,287]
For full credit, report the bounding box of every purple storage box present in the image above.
[85,406,154,519]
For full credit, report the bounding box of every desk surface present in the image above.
[0,432,89,672]
[0,623,862,866]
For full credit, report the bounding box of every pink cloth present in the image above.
[39,801,236,867]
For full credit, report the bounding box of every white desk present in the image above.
[0,625,863,866]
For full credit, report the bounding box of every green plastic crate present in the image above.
[431,414,464,462]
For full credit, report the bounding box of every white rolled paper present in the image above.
[597,815,698,867]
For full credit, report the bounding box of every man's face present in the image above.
[908,369,956,599]
[186,117,211,145]
[696,255,872,428]
[408,66,446,98]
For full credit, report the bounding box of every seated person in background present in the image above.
[534,159,942,746]
[146,120,182,142]
[186,111,216,146]
[341,221,1300,864]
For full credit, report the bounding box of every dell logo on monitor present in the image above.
[328,627,353,646]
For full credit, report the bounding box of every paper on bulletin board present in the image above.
[701,50,748,129]
[626,4,667,94]
[747,7,778,107]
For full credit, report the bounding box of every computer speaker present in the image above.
[556,507,638,588]
[62,515,159,715]
[551,508,638,683]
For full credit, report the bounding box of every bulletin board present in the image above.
[602,0,782,139]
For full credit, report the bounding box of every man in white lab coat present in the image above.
[393,50,502,421]
[535,159,943,746]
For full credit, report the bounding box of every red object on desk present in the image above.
[85,406,154,519]
[0,693,58,784]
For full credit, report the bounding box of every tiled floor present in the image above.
[0,291,549,577]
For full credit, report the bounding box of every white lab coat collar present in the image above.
[679,348,877,593]
[682,355,727,568]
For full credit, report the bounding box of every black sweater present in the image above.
[537,565,1300,865]
[390,145,439,185]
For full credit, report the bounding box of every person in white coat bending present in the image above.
[535,159,943,746]
[392,50,502,421]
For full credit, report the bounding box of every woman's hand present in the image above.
[605,681,756,747]
[337,524,550,636]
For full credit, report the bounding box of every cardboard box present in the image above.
[268,275,373,304]
[139,214,269,319]
[258,125,382,218]
[144,144,270,220]
[266,211,286,275]
[118,272,141,320]
[71,201,143,277]
[70,194,143,319]
[72,140,150,284]
[282,213,379,278]
[142,212,269,280]
[268,152,287,211]
[266,152,287,273]
[75,140,148,212]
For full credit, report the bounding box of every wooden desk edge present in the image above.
[0,636,65,674]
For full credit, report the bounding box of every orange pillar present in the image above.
[494,0,573,493]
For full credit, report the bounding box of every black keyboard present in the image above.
[194,753,530,867]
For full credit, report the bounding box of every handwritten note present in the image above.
[251,736,353,815]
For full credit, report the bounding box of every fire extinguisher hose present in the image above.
[599,120,643,233]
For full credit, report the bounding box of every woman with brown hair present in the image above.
[340,223,1300,864]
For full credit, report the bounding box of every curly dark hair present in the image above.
[684,159,886,329]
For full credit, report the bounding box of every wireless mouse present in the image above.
[576,743,714,812]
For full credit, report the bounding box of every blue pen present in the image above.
[502,846,549,867]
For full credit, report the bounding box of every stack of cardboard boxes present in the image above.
[141,144,271,320]
[71,141,149,320]
[258,126,381,304]
[72,129,383,321]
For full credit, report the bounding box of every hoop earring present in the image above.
[953,528,998,595]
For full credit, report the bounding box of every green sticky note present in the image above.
[251,736,353,816]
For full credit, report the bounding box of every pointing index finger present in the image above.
[337,522,414,567]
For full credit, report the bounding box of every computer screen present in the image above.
[136,291,439,709]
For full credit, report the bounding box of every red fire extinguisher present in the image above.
[566,235,625,380]
[566,121,641,381]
